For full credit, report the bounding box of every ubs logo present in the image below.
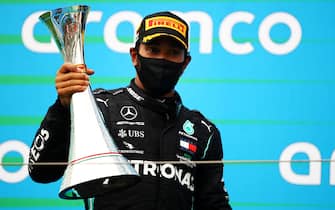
[120,106,138,120]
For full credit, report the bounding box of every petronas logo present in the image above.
[183,120,194,135]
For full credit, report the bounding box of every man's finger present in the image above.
[58,63,86,74]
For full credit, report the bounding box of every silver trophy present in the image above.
[39,5,139,199]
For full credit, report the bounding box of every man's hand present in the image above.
[55,63,94,107]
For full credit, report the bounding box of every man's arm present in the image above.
[194,128,232,210]
[28,99,71,183]
[29,63,94,183]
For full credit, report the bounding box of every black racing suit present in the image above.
[28,79,232,210]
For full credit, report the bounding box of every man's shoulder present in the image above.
[93,87,127,98]
[182,106,211,122]
[181,106,218,133]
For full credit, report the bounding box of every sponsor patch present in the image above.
[118,129,145,139]
[145,16,187,37]
[120,106,138,120]
[180,139,197,153]
[183,120,194,135]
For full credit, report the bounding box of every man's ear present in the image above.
[129,47,138,66]
[182,55,192,71]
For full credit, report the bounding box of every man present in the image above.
[29,11,232,210]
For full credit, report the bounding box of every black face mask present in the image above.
[135,54,185,97]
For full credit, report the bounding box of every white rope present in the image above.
[2,159,334,166]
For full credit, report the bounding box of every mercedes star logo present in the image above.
[120,106,138,121]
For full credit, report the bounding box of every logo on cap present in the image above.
[145,16,187,37]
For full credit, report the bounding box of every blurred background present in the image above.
[0,0,334,209]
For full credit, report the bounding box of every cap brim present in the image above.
[142,33,188,49]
